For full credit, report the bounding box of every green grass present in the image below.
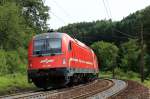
[99,69,150,88]
[0,70,150,96]
[0,73,36,95]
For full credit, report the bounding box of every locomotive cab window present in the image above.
[33,38,62,56]
[68,41,72,51]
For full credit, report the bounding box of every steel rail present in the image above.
[0,80,98,99]
[0,79,124,99]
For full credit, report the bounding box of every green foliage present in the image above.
[0,73,36,95]
[100,70,141,82]
[0,49,27,75]
[58,20,115,45]
[119,39,140,72]
[91,41,119,70]
[117,6,150,53]
[0,0,50,93]
[0,0,49,50]
[0,2,24,49]
[0,0,49,75]
[0,49,7,75]
[17,47,28,73]
[15,0,50,32]
[18,47,27,64]
[6,51,20,74]
[113,67,125,77]
[143,53,150,79]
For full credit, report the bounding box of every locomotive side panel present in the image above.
[69,40,97,73]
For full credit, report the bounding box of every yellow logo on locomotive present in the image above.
[40,58,54,64]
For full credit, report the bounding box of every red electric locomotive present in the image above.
[27,32,99,89]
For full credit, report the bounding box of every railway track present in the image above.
[0,79,127,99]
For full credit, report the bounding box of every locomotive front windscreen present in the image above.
[33,38,62,56]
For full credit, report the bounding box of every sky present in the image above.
[45,0,150,29]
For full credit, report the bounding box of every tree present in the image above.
[91,41,119,71]
[0,2,25,50]
[58,20,115,45]
[119,39,140,72]
[0,0,50,50]
[1,0,50,32]
[16,0,50,32]
[0,0,50,75]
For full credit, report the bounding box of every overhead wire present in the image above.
[113,29,138,39]
[102,0,111,19]
[105,0,112,18]
[102,0,136,39]
[43,0,70,29]
[50,0,78,37]
[49,11,67,25]
[51,0,73,19]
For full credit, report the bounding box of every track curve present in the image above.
[88,79,127,99]
[0,79,127,99]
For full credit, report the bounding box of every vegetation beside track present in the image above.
[0,73,36,95]
[1,70,150,96]
[100,70,150,88]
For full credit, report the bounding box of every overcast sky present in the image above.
[45,0,150,29]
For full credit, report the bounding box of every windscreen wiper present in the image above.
[50,53,56,56]
[37,54,43,57]
[34,51,44,57]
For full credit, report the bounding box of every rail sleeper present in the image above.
[87,79,127,99]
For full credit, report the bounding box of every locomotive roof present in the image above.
[33,32,92,51]
[74,39,92,50]
[33,32,65,40]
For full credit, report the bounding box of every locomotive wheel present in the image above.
[83,73,97,82]
[32,78,49,90]
[52,76,70,88]
[83,75,89,83]
[72,74,79,85]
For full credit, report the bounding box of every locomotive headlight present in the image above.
[29,63,32,68]
[62,58,66,64]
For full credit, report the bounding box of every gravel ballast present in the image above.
[88,79,127,99]
[109,80,150,99]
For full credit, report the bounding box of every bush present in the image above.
[91,41,119,71]
[0,48,27,75]
[126,71,140,79]
[119,39,140,72]
[0,49,8,75]
[144,54,150,79]
[114,67,125,78]
[6,51,20,74]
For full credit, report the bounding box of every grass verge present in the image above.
[0,70,150,96]
[0,73,37,95]
[99,69,150,88]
